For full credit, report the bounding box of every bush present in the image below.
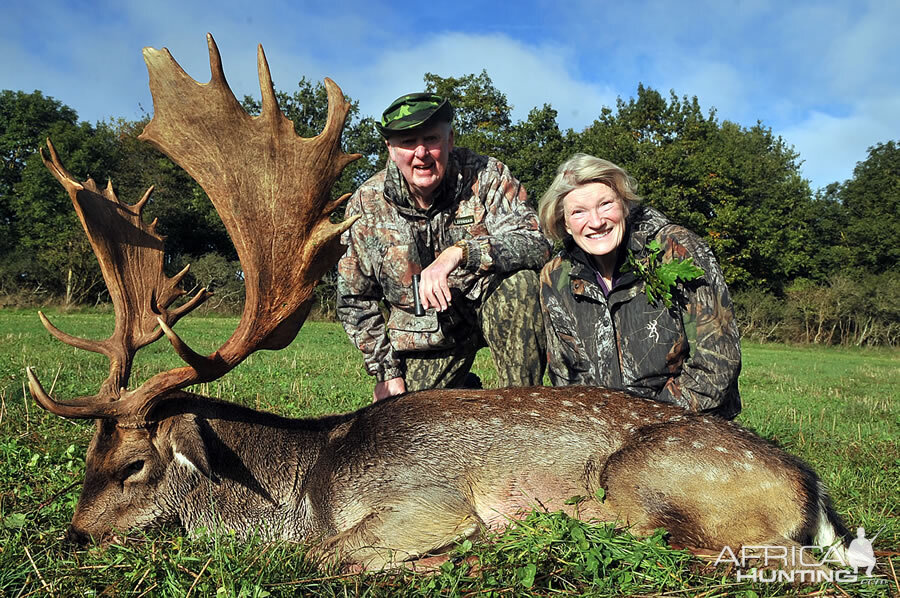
[732,288,785,342]
[180,252,245,314]
[733,270,900,346]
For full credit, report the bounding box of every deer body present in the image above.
[66,386,846,570]
[29,34,849,573]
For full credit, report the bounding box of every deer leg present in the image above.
[399,552,481,574]
[566,498,663,538]
[314,496,486,572]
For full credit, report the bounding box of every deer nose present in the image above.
[64,524,91,545]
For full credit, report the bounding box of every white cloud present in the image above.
[780,93,900,190]
[330,32,618,132]
[806,1,900,101]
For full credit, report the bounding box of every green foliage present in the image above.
[180,252,245,312]
[805,183,854,279]
[0,90,77,197]
[1,90,80,281]
[449,512,694,594]
[108,117,233,261]
[424,70,512,158]
[423,72,572,209]
[3,77,898,342]
[624,239,704,308]
[6,115,119,300]
[500,104,572,210]
[835,140,900,275]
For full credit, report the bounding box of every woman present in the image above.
[538,154,741,418]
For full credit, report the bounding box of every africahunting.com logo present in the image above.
[714,526,887,584]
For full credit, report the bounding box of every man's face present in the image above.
[386,123,453,205]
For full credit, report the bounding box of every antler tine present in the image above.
[27,367,131,420]
[130,33,360,408]
[257,43,281,130]
[156,316,223,373]
[161,264,214,330]
[41,138,84,194]
[38,311,108,355]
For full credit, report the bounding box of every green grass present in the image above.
[1,310,898,596]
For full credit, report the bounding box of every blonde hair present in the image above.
[538,153,641,241]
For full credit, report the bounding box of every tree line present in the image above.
[1,73,897,345]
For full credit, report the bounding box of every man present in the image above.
[337,92,550,401]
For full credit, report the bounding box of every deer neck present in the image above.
[164,398,339,540]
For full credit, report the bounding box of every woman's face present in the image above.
[563,182,626,261]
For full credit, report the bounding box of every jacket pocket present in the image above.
[386,309,454,351]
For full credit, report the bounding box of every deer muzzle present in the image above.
[64,524,92,545]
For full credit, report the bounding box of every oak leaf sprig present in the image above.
[624,240,704,308]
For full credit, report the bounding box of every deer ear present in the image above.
[166,415,214,480]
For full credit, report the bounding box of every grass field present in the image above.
[1,309,897,596]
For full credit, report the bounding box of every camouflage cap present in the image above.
[375,92,454,138]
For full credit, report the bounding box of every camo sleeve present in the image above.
[459,158,550,275]
[539,256,595,386]
[336,190,403,382]
[657,226,742,417]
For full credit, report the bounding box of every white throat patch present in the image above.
[174,451,200,474]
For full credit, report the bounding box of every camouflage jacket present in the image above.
[540,206,741,418]
[337,147,550,382]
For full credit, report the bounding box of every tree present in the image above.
[0,91,78,193]
[1,90,79,259]
[500,104,570,209]
[10,119,119,301]
[424,70,513,158]
[108,117,233,261]
[703,122,813,291]
[1,90,127,300]
[421,71,573,208]
[837,140,900,274]
[803,183,852,281]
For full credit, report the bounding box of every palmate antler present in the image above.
[28,33,360,424]
[32,140,211,405]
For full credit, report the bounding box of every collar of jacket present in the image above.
[383,148,466,220]
[561,204,671,299]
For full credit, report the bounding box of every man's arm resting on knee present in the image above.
[418,245,465,311]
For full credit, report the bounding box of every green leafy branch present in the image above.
[624,240,704,308]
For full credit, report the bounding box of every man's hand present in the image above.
[374,377,407,402]
[418,245,464,311]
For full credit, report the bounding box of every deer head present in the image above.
[28,34,359,540]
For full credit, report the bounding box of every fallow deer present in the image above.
[28,34,850,571]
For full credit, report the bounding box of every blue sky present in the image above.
[3,0,897,191]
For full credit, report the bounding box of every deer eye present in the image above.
[122,460,145,480]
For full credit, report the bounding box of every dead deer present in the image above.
[27,34,850,572]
